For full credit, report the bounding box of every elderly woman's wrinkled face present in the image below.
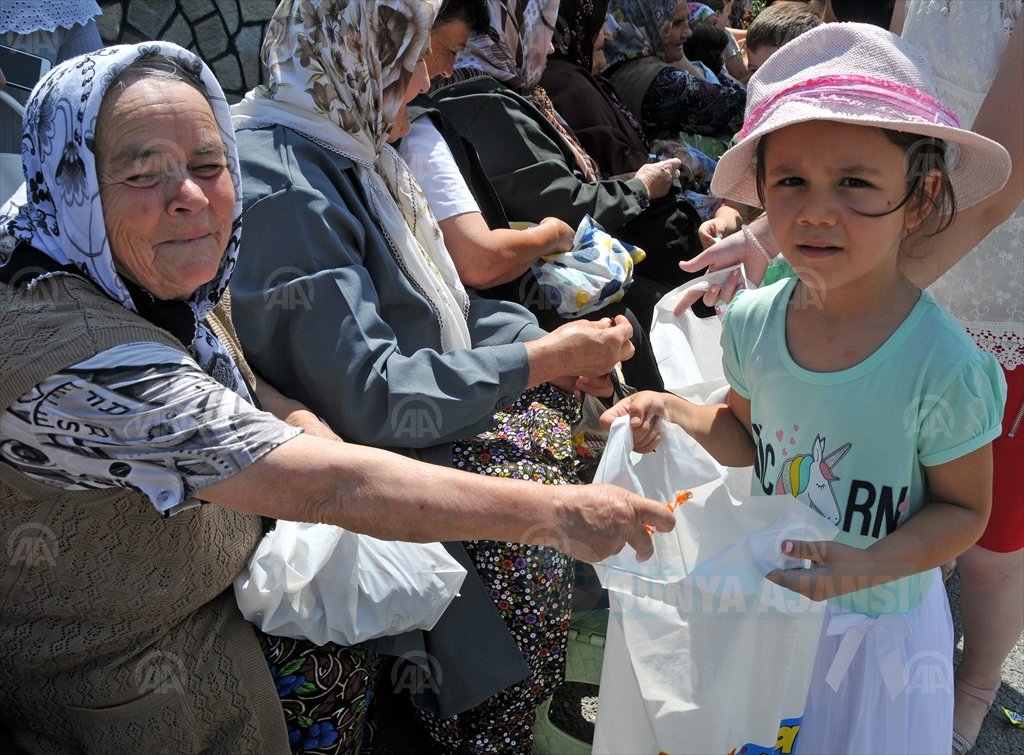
[425,19,472,80]
[664,1,692,63]
[592,24,613,75]
[96,78,235,301]
[387,59,431,143]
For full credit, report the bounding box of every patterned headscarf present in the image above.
[604,0,680,68]
[0,42,251,395]
[452,0,600,181]
[688,3,715,23]
[455,0,561,90]
[232,0,473,352]
[550,0,608,72]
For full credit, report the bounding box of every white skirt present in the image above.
[796,570,953,754]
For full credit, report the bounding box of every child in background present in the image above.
[701,0,749,81]
[744,0,826,74]
[683,17,731,84]
[602,23,1008,754]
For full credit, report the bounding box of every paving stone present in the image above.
[164,14,195,50]
[95,3,122,41]
[194,15,228,57]
[241,0,280,23]
[220,1,241,34]
[181,0,217,21]
[126,1,175,38]
[237,24,266,94]
[211,54,242,93]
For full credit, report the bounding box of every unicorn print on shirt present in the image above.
[774,435,852,526]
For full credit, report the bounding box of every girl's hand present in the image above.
[698,216,740,249]
[599,391,671,453]
[673,266,746,317]
[765,539,892,601]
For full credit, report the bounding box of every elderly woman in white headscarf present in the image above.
[0,39,672,752]
[228,1,645,752]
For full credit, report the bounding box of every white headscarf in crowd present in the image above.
[231,0,472,352]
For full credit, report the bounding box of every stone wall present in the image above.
[95,1,279,101]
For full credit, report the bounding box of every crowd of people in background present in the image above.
[0,0,1020,753]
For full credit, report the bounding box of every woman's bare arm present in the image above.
[440,213,573,288]
[198,434,675,563]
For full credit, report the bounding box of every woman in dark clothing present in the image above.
[604,0,746,154]
[540,0,651,178]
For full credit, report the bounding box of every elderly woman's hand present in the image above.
[672,214,777,316]
[549,483,677,563]
[634,158,682,200]
[525,315,635,389]
[537,215,576,253]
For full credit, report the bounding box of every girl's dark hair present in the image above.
[754,126,957,237]
[684,23,729,73]
[436,0,490,34]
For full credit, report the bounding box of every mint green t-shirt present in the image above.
[722,278,1006,615]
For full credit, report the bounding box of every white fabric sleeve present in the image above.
[399,118,481,222]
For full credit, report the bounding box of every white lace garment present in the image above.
[903,0,1023,370]
[0,0,101,34]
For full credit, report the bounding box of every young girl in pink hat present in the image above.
[602,21,1010,753]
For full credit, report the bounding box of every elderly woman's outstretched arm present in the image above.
[199,432,673,563]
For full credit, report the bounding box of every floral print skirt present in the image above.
[414,383,580,754]
[258,632,381,753]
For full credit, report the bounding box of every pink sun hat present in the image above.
[710,22,1012,209]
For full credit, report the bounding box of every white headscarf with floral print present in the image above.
[455,0,561,90]
[232,0,472,352]
[0,42,252,397]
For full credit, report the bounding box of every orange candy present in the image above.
[644,489,692,534]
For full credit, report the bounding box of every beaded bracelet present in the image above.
[741,223,774,263]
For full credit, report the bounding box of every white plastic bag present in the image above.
[234,521,467,646]
[591,417,838,754]
[650,264,754,402]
